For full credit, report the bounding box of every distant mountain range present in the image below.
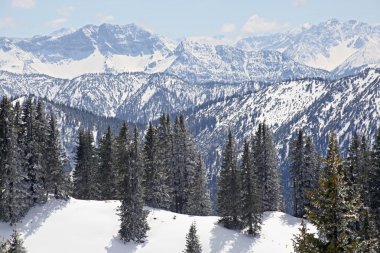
[1,19,380,212]
[1,20,379,81]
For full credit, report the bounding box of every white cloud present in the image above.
[0,17,16,29]
[47,18,67,28]
[242,15,281,34]
[96,13,115,23]
[292,0,307,8]
[11,0,35,8]
[220,23,236,33]
[58,6,75,18]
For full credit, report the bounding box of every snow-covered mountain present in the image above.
[236,19,380,74]
[0,197,315,253]
[162,40,329,83]
[0,23,329,82]
[0,70,260,121]
[184,68,380,181]
[2,20,379,81]
[0,24,175,79]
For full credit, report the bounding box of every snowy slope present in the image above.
[236,19,380,73]
[0,198,315,253]
[0,23,329,82]
[0,70,260,120]
[0,24,175,79]
[184,68,380,182]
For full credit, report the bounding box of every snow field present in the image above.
[0,198,315,253]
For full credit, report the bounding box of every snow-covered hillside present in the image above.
[236,19,380,74]
[0,70,259,120]
[0,198,315,253]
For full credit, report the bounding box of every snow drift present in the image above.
[0,198,315,253]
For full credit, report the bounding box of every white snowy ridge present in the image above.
[0,197,316,253]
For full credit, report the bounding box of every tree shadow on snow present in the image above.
[20,198,69,238]
[105,236,143,253]
[209,222,256,253]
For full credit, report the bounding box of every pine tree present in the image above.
[156,114,173,210]
[118,127,149,243]
[290,131,320,218]
[253,122,282,211]
[114,122,130,199]
[290,129,305,217]
[370,128,380,229]
[7,229,27,253]
[72,129,97,199]
[293,220,323,253]
[185,154,212,216]
[0,96,29,223]
[172,116,198,214]
[241,140,262,235]
[22,98,45,205]
[306,131,365,252]
[183,222,202,253]
[97,126,117,200]
[34,101,48,201]
[217,130,242,229]
[45,113,69,199]
[143,122,170,208]
[346,134,371,207]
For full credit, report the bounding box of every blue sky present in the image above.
[0,0,379,38]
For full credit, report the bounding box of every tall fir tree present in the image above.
[290,129,305,217]
[290,131,320,218]
[185,154,212,216]
[241,140,262,235]
[72,129,97,199]
[45,113,69,199]
[0,97,29,223]
[305,131,369,252]
[118,127,149,243]
[370,128,380,229]
[143,122,170,209]
[252,122,282,211]
[217,129,242,229]
[172,116,198,214]
[183,222,202,253]
[156,114,173,210]
[97,126,118,200]
[22,98,46,205]
[114,122,130,199]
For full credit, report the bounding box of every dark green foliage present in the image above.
[293,220,323,253]
[183,222,202,253]
[72,129,98,200]
[143,122,170,208]
[0,96,29,223]
[296,131,375,253]
[290,130,320,218]
[0,97,69,224]
[217,130,242,229]
[185,154,212,216]
[97,126,118,200]
[114,122,130,198]
[45,113,69,199]
[241,140,262,235]
[118,128,149,243]
[370,128,380,229]
[253,122,282,211]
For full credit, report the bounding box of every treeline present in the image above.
[72,114,212,242]
[0,96,69,224]
[291,130,380,252]
[217,123,283,235]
